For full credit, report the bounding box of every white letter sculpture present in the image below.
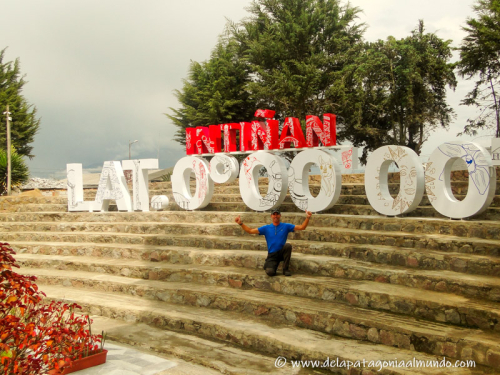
[122,159,158,212]
[171,156,214,210]
[239,151,288,211]
[327,146,358,174]
[365,146,425,216]
[67,164,93,212]
[93,161,133,212]
[288,149,341,212]
[209,155,239,184]
[151,195,169,211]
[425,141,496,219]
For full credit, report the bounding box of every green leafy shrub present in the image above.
[0,242,103,374]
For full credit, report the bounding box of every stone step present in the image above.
[147,181,500,198]
[36,282,491,373]
[11,238,500,278]
[21,267,500,368]
[87,316,306,375]
[7,193,488,206]
[2,211,498,240]
[153,181,500,196]
[4,201,500,220]
[11,169,498,199]
[1,203,68,212]
[5,167,498,375]
[3,220,499,249]
[16,249,500,304]
[10,193,500,207]
[165,202,500,220]
[151,167,500,190]
[6,231,500,271]
[0,196,69,205]
[203,193,500,208]
[18,257,500,330]
[84,180,500,199]
[208,194,500,208]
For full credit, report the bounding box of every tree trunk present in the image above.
[489,77,500,137]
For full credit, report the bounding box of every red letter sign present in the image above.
[255,109,276,118]
[186,126,221,155]
[239,122,252,152]
[221,123,240,153]
[306,114,336,147]
[248,120,280,151]
[279,117,306,149]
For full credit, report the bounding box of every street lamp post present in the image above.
[3,105,12,196]
[129,140,138,160]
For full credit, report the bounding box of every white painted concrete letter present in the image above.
[239,152,288,211]
[151,195,169,211]
[425,141,496,218]
[365,146,424,216]
[93,161,133,212]
[122,159,158,212]
[288,149,341,212]
[171,156,213,210]
[67,164,93,212]
[326,146,358,174]
[209,155,239,184]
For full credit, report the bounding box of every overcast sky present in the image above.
[0,0,492,179]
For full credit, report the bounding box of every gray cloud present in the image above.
[1,0,251,178]
[0,0,492,179]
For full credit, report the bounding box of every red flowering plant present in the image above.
[0,242,103,374]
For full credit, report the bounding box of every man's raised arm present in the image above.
[294,211,312,231]
[235,216,259,234]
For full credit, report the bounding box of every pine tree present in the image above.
[168,2,456,162]
[167,39,256,147]
[0,48,40,158]
[230,0,364,122]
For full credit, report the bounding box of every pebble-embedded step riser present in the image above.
[3,222,499,253]
[19,257,500,333]
[14,243,500,304]
[2,211,500,241]
[11,241,500,278]
[4,202,500,221]
[46,298,458,375]
[5,169,500,373]
[23,271,500,368]
[6,232,500,273]
[5,192,500,208]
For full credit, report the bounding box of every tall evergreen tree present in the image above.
[337,21,457,162]
[168,2,455,162]
[457,0,500,137]
[230,0,364,122]
[167,39,256,147]
[0,48,40,158]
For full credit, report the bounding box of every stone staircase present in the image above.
[1,169,500,374]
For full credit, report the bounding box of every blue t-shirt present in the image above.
[258,223,295,254]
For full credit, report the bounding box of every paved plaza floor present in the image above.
[73,341,219,375]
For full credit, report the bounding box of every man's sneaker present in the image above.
[283,270,292,276]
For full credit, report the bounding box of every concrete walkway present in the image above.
[73,341,220,375]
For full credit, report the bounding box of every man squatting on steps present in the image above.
[235,210,313,277]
